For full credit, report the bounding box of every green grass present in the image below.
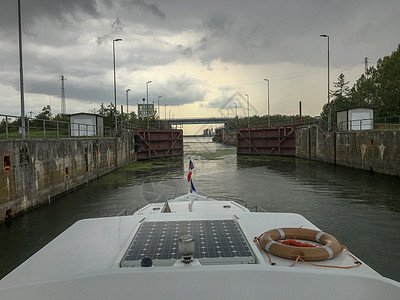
[374,123,400,130]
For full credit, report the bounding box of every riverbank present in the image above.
[296,126,400,176]
[0,132,137,223]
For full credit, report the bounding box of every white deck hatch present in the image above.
[120,219,255,267]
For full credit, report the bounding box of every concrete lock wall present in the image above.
[296,125,400,176]
[0,132,136,222]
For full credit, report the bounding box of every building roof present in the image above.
[335,107,375,113]
[68,113,104,118]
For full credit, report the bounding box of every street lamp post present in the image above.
[234,102,238,129]
[126,89,130,128]
[320,34,331,131]
[146,81,152,129]
[226,108,230,133]
[245,93,249,128]
[113,38,122,134]
[158,96,162,129]
[264,78,270,127]
[17,0,26,139]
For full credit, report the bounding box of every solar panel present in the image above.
[120,219,255,267]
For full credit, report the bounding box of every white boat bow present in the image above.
[1,192,399,299]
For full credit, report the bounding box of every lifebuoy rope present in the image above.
[253,234,276,266]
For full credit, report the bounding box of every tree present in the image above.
[320,44,400,120]
[127,111,138,125]
[36,105,52,120]
[98,102,117,129]
[53,113,69,123]
[373,44,400,117]
[345,44,400,118]
[31,105,52,128]
[348,72,377,109]
[331,73,350,109]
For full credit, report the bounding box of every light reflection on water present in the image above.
[0,136,399,282]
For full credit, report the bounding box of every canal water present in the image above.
[1,136,400,282]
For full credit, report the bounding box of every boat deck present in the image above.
[1,194,399,299]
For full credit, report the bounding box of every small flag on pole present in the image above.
[187,158,198,194]
[191,179,198,194]
[187,159,194,182]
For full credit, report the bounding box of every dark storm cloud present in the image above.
[21,76,114,107]
[1,0,400,116]
[169,0,399,68]
[0,0,104,32]
[97,18,124,46]
[131,0,166,19]
[112,18,124,33]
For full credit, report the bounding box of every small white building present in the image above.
[336,107,374,131]
[69,113,104,136]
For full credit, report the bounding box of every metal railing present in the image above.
[117,209,128,216]
[228,117,322,130]
[0,113,170,139]
[337,116,400,131]
[213,196,267,212]
[0,114,116,139]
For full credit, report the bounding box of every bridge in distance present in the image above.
[167,117,232,125]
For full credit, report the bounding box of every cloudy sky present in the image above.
[1,0,399,131]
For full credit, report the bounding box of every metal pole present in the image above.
[299,100,302,123]
[158,96,162,129]
[113,38,122,135]
[234,102,238,129]
[126,89,130,128]
[5,116,8,139]
[264,79,270,127]
[245,93,249,128]
[320,34,331,131]
[327,36,331,131]
[17,0,26,139]
[113,41,116,132]
[226,109,229,134]
[146,81,152,129]
[120,105,124,128]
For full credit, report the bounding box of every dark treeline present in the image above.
[323,44,400,123]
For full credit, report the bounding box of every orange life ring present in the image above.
[258,228,343,261]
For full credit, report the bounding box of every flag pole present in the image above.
[187,157,196,193]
